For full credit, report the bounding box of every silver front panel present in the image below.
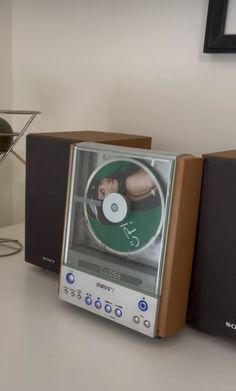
[60,265,159,337]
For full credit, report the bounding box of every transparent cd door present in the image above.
[62,144,176,298]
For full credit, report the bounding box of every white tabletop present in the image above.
[0,223,235,391]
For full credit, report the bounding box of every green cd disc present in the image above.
[84,158,165,255]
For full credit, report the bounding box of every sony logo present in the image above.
[42,256,56,264]
[225,321,236,330]
[96,282,114,293]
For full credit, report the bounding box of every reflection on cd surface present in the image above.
[83,158,165,255]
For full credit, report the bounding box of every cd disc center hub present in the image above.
[102,193,129,223]
[111,203,118,212]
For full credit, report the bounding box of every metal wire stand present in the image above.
[0,110,41,257]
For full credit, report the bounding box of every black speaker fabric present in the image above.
[25,136,73,271]
[189,155,236,340]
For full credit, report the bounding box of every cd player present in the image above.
[59,143,202,337]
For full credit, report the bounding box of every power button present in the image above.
[138,300,148,312]
[66,272,75,284]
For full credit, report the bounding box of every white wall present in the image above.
[10,0,236,223]
[0,0,12,227]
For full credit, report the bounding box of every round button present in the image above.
[133,316,140,324]
[115,308,122,317]
[66,272,75,284]
[138,300,148,312]
[105,304,112,313]
[70,291,75,297]
[144,320,150,328]
[102,193,129,223]
[95,300,102,309]
[85,296,92,305]
[64,288,68,294]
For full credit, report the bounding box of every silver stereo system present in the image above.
[59,142,202,337]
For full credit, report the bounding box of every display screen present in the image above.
[63,144,175,297]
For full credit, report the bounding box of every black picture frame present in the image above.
[204,0,236,53]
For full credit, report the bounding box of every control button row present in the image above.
[85,296,122,317]
[133,316,150,328]
[64,288,75,297]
